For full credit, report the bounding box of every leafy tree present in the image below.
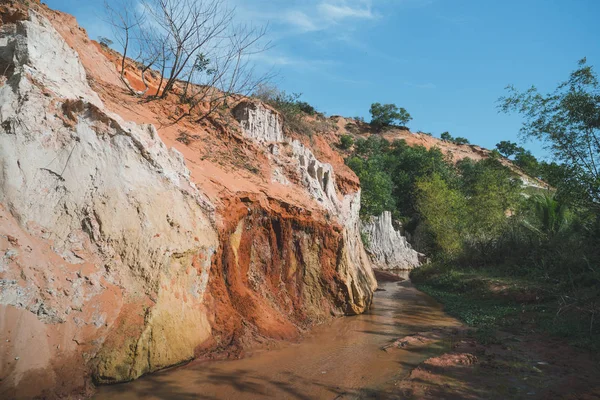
[458,158,520,246]
[353,135,390,157]
[453,137,470,145]
[415,174,466,255]
[538,161,591,206]
[346,156,364,175]
[369,103,412,131]
[440,131,453,141]
[489,149,502,159]
[499,58,600,207]
[354,163,395,217]
[339,135,354,150]
[513,149,539,176]
[496,140,520,158]
[296,101,317,115]
[388,142,457,217]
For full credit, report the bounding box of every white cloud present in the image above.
[264,1,381,34]
[283,10,320,32]
[317,2,378,21]
[250,52,337,68]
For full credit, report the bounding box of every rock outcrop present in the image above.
[0,9,219,396]
[0,4,376,398]
[361,212,422,270]
[233,100,376,314]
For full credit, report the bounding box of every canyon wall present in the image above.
[0,4,375,399]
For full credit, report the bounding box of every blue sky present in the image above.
[45,0,600,159]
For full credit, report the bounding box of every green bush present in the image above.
[296,101,317,115]
[339,135,354,150]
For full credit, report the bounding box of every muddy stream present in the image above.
[94,273,461,399]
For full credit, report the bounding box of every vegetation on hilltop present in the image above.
[369,103,412,131]
[440,131,470,145]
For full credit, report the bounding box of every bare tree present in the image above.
[172,21,273,123]
[104,0,147,96]
[105,0,272,120]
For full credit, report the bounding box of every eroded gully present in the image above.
[94,273,461,399]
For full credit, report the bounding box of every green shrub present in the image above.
[339,134,354,150]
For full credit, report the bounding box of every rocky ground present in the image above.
[385,327,600,400]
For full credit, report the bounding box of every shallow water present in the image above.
[94,273,460,399]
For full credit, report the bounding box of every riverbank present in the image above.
[92,270,600,399]
[403,263,600,399]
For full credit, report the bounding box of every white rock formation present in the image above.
[232,101,284,143]
[361,211,421,270]
[0,10,218,387]
[289,139,342,216]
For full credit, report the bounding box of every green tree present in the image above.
[296,101,317,115]
[499,58,600,207]
[514,149,539,177]
[496,140,520,158]
[440,131,453,141]
[522,194,572,240]
[388,142,457,217]
[369,103,412,131]
[458,158,520,245]
[415,174,466,255]
[356,164,395,217]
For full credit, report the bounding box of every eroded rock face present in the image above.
[0,7,376,398]
[233,101,376,314]
[361,212,422,270]
[0,10,218,396]
[232,101,284,144]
